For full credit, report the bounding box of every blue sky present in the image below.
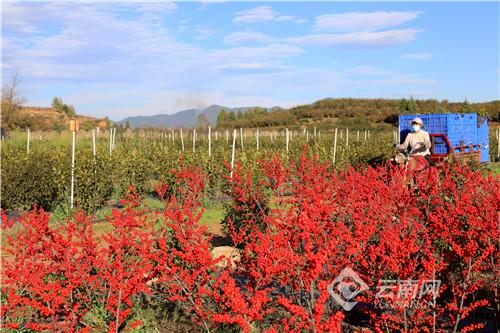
[2,1,499,120]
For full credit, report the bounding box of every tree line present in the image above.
[216,98,500,129]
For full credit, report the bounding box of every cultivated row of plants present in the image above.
[2,155,498,332]
[1,130,394,213]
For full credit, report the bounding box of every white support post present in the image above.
[333,128,338,165]
[109,128,112,156]
[240,128,244,150]
[346,128,349,147]
[285,128,289,155]
[192,129,196,153]
[27,128,30,154]
[256,129,260,151]
[92,129,96,156]
[230,129,237,178]
[180,129,185,152]
[70,130,76,209]
[208,126,212,157]
[357,130,360,141]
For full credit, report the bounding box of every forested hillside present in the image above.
[216,98,500,129]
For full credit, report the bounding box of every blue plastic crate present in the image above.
[477,116,489,163]
[431,135,449,154]
[399,113,487,162]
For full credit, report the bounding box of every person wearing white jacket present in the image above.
[397,117,432,162]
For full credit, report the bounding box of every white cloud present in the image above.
[209,44,304,62]
[287,29,420,46]
[3,2,438,118]
[403,52,433,60]
[195,28,218,40]
[217,63,268,70]
[223,31,273,45]
[314,11,423,32]
[233,6,303,24]
[276,15,295,22]
[340,66,395,76]
[234,6,276,23]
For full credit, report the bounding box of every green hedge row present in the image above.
[1,131,394,213]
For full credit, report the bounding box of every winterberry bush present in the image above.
[1,153,498,332]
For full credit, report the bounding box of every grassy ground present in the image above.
[486,162,500,175]
[1,197,226,250]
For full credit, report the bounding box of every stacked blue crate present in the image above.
[398,113,487,161]
[477,116,490,163]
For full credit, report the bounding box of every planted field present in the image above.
[1,127,499,332]
[1,128,396,214]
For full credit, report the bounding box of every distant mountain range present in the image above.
[118,105,277,128]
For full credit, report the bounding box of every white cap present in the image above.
[412,117,423,125]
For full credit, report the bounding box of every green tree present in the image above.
[51,97,64,111]
[227,112,236,121]
[216,109,229,127]
[458,99,471,113]
[408,97,417,113]
[399,97,417,114]
[52,97,76,117]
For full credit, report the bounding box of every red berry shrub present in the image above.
[1,209,100,332]
[1,156,498,332]
[224,156,499,332]
[222,162,270,247]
